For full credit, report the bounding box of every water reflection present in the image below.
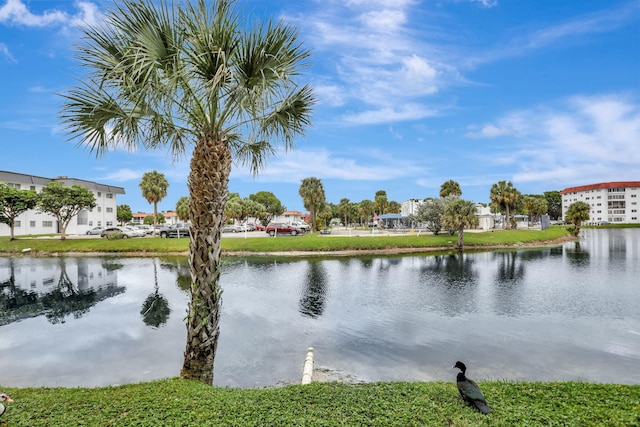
[1,229,639,387]
[299,261,328,318]
[0,257,125,326]
[140,260,171,328]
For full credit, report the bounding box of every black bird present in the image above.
[453,361,490,415]
[0,393,13,418]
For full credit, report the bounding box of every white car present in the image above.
[290,221,310,232]
[122,226,147,237]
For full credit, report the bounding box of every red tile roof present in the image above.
[561,181,640,194]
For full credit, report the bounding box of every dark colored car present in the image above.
[158,223,191,238]
[265,222,302,236]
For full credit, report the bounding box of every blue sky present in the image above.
[1,0,639,214]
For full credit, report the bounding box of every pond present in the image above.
[1,228,639,387]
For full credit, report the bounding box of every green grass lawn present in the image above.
[0,227,572,255]
[1,379,638,426]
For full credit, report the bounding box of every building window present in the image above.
[30,185,36,191]
[631,194,637,198]
[106,207,113,213]
[97,221,102,226]
[7,183,21,189]
[77,217,88,225]
[106,221,113,226]
[107,193,113,199]
[14,220,21,228]
[42,221,53,228]
[97,206,102,212]
[30,221,36,227]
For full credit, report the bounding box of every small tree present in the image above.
[117,204,133,225]
[37,182,96,240]
[139,171,169,236]
[176,197,190,223]
[299,177,326,232]
[415,198,446,235]
[441,199,479,250]
[249,191,285,224]
[0,184,39,240]
[565,201,590,236]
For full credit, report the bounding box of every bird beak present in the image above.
[3,397,12,402]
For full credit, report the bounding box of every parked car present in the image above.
[86,226,104,235]
[134,225,154,235]
[123,226,147,237]
[320,228,332,235]
[100,226,138,238]
[265,222,302,236]
[290,221,310,232]
[222,223,247,233]
[254,224,265,231]
[158,223,191,238]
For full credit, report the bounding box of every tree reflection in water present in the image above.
[141,259,171,328]
[299,260,328,318]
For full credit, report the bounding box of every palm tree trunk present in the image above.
[505,205,510,230]
[153,201,158,237]
[457,227,464,250]
[180,136,231,386]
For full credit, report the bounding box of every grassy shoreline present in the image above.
[1,379,638,426]
[0,227,574,257]
[3,226,638,426]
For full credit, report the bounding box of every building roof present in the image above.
[0,170,125,194]
[560,181,640,194]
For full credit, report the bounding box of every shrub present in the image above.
[104,230,125,240]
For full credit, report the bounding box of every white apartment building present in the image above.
[401,199,424,216]
[560,181,640,225]
[0,170,125,237]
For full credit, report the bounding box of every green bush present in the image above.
[103,230,125,240]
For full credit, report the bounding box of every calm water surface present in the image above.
[1,228,638,387]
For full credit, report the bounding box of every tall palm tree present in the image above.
[299,177,326,232]
[441,199,479,250]
[60,0,314,385]
[374,190,388,215]
[358,199,375,226]
[139,171,169,236]
[439,180,462,198]
[565,201,590,235]
[490,180,520,229]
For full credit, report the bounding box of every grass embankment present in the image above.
[1,379,637,426]
[0,227,572,255]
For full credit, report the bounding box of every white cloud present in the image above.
[232,148,424,183]
[343,104,439,125]
[468,93,640,187]
[467,1,640,66]
[97,168,141,183]
[0,0,67,26]
[358,9,407,31]
[0,41,15,62]
[0,0,100,28]
[290,1,459,125]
